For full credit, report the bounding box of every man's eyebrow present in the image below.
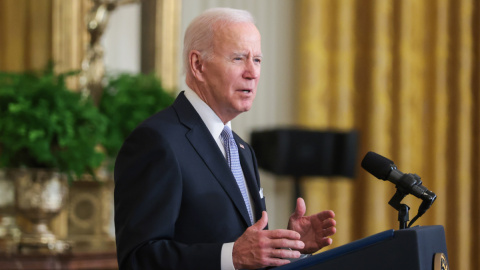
[232,52,263,58]
[232,52,246,57]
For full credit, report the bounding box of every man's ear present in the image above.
[189,50,205,81]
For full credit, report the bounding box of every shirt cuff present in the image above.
[221,242,236,270]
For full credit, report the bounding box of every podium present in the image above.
[278,225,448,270]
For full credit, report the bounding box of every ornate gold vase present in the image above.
[0,170,21,253]
[9,169,68,251]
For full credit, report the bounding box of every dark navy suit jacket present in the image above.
[114,92,267,269]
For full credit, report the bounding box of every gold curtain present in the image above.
[141,0,181,91]
[154,0,181,91]
[296,0,480,269]
[0,0,90,89]
[0,0,53,71]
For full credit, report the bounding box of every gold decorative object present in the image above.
[0,170,21,253]
[67,179,115,251]
[80,0,140,105]
[9,169,70,252]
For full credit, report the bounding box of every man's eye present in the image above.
[254,58,262,64]
[234,57,242,61]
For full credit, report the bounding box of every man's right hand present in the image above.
[232,211,305,269]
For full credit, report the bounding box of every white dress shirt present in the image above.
[183,88,255,270]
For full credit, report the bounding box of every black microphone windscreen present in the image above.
[361,151,395,180]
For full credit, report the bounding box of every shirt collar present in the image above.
[183,88,231,140]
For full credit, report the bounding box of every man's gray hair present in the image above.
[183,7,255,75]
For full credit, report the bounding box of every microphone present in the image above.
[361,152,436,201]
[361,151,437,221]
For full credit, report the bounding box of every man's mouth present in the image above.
[238,89,252,93]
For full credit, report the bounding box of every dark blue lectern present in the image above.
[278,225,448,270]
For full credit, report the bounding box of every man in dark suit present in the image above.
[114,7,336,270]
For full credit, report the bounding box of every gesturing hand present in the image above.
[232,211,305,269]
[287,197,336,254]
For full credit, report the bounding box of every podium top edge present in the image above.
[277,229,395,269]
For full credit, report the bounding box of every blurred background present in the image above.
[0,0,479,269]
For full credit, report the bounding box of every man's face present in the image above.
[199,22,262,123]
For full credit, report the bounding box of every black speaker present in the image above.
[250,128,358,178]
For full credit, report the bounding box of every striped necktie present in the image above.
[221,126,254,225]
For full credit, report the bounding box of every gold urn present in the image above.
[9,169,69,252]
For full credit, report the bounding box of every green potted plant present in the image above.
[0,64,107,179]
[98,72,175,161]
[0,64,107,250]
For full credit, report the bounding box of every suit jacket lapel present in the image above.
[173,92,253,227]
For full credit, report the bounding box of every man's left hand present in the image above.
[287,197,336,254]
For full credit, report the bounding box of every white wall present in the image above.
[102,2,142,74]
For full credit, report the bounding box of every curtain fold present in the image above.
[0,0,52,71]
[0,0,90,89]
[296,0,479,269]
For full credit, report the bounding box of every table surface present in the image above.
[0,250,118,270]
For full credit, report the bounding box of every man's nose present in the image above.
[243,60,260,79]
